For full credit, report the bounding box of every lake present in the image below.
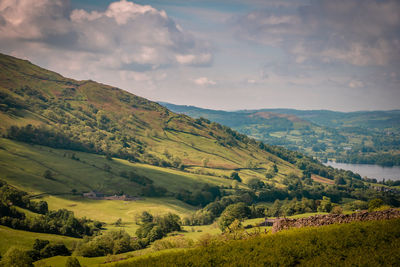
[325,161,400,181]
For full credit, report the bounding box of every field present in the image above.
[0,226,79,255]
[42,195,196,235]
[0,137,299,197]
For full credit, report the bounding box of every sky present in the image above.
[0,0,399,112]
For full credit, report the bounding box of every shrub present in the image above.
[218,203,250,231]
[0,247,33,267]
[368,198,385,211]
[75,230,134,257]
[65,257,81,267]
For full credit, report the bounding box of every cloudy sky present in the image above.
[1,0,399,111]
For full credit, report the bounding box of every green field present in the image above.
[0,226,79,255]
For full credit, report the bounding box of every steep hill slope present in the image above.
[0,53,307,193]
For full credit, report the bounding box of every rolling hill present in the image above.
[161,103,400,166]
[0,52,306,194]
[1,53,399,266]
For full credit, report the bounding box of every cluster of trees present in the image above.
[217,196,338,231]
[7,125,92,153]
[266,198,319,217]
[0,180,48,214]
[0,181,102,237]
[136,212,181,245]
[182,192,257,226]
[337,152,400,167]
[75,230,141,257]
[73,211,184,257]
[218,203,251,231]
[0,90,26,115]
[29,239,70,261]
[175,184,221,207]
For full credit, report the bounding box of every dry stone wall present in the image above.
[272,208,400,233]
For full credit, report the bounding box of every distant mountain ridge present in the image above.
[161,102,400,166]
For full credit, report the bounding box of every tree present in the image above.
[218,203,250,231]
[35,200,48,214]
[138,211,153,224]
[269,199,282,217]
[335,176,346,185]
[65,257,81,267]
[368,198,384,211]
[0,247,33,267]
[230,172,242,182]
[317,196,332,212]
[266,164,278,178]
[272,164,278,173]
[114,218,122,226]
[247,178,265,190]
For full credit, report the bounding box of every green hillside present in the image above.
[0,53,304,181]
[107,218,400,267]
[162,103,400,167]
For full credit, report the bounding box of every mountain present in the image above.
[0,53,310,194]
[161,102,400,166]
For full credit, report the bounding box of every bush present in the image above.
[75,230,135,257]
[330,205,343,214]
[368,198,385,211]
[0,247,33,267]
[230,172,242,182]
[136,212,182,244]
[218,203,250,231]
[65,257,81,267]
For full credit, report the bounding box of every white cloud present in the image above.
[193,77,216,86]
[235,0,400,67]
[0,0,212,73]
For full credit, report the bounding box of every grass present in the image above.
[0,138,140,195]
[181,223,221,240]
[41,195,197,234]
[0,138,242,197]
[107,218,400,267]
[1,211,363,266]
[0,225,79,255]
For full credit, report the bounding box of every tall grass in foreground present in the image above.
[111,218,400,266]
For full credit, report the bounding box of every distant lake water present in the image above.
[325,161,400,181]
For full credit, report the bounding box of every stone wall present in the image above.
[272,208,400,233]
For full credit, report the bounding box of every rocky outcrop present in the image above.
[272,208,400,233]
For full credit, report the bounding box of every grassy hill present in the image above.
[0,53,304,186]
[104,218,400,267]
[162,103,400,166]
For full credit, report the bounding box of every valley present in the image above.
[162,103,400,168]
[0,53,399,266]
